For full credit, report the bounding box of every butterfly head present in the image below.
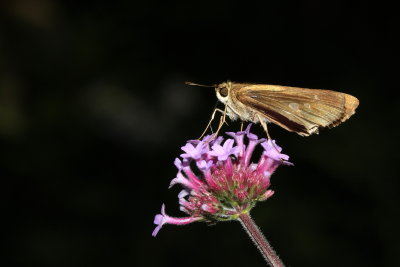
[215,81,232,104]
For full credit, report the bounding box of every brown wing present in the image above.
[235,84,359,136]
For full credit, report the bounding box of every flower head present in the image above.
[152,125,292,236]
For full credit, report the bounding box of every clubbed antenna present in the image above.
[185,81,216,88]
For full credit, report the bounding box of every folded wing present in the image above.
[236,84,359,136]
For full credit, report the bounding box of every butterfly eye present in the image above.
[219,87,228,97]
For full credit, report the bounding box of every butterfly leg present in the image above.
[199,107,226,140]
[257,114,283,158]
[211,104,228,138]
[257,114,273,140]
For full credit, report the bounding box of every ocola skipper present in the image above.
[186,81,359,138]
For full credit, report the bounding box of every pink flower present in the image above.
[152,124,292,236]
[152,204,201,237]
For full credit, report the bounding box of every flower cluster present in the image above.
[152,125,292,237]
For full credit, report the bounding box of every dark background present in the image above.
[1,1,399,266]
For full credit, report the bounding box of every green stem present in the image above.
[238,213,285,267]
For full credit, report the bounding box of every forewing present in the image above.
[236,84,359,136]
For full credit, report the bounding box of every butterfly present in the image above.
[186,81,359,138]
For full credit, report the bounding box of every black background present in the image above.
[1,1,399,267]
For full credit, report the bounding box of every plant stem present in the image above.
[238,213,285,267]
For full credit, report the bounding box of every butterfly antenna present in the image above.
[185,81,216,88]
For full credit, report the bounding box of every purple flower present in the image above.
[226,129,247,157]
[200,134,223,145]
[152,124,292,236]
[180,142,206,160]
[174,158,189,170]
[209,139,240,161]
[245,124,258,141]
[169,172,194,189]
[261,139,290,162]
[196,160,213,170]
